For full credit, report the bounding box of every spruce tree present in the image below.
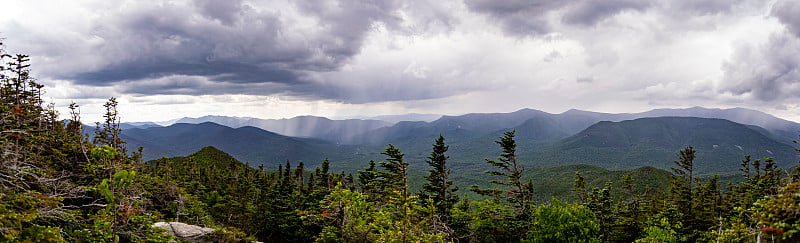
[470,130,531,212]
[670,146,695,214]
[376,144,408,199]
[375,144,411,242]
[357,160,379,195]
[420,135,458,219]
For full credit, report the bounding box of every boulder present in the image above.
[152,222,215,242]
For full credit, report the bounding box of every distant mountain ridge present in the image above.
[366,113,443,123]
[139,106,800,146]
[345,106,800,148]
[170,115,390,142]
[126,116,799,198]
[563,106,800,144]
[121,107,800,177]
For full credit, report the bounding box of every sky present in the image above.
[2,0,800,123]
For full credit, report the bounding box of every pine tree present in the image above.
[572,172,588,202]
[295,161,305,194]
[670,146,695,214]
[357,160,379,195]
[420,135,458,220]
[470,130,531,213]
[318,158,331,189]
[376,145,408,199]
[375,144,411,242]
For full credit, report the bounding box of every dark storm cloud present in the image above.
[117,75,305,96]
[65,0,403,97]
[561,0,649,26]
[463,0,567,36]
[464,0,649,36]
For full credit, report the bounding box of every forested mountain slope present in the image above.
[528,117,798,174]
[564,106,800,144]
[121,122,370,169]
[123,116,797,178]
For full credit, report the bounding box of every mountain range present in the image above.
[119,107,800,181]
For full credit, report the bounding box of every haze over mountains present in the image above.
[118,107,800,175]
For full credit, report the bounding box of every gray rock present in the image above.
[152,222,215,242]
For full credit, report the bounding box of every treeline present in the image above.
[2,40,800,242]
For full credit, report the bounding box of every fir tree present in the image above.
[670,146,695,214]
[357,160,379,195]
[470,130,531,212]
[375,144,411,242]
[420,135,458,219]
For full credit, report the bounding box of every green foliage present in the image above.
[205,227,257,243]
[636,217,684,243]
[468,200,520,242]
[357,160,379,195]
[524,198,601,243]
[753,182,800,241]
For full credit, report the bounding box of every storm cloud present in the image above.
[720,0,800,102]
[40,0,406,97]
[463,0,649,36]
[2,0,800,122]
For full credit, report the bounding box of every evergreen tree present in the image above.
[375,145,407,197]
[420,135,458,220]
[295,161,305,194]
[572,172,588,202]
[319,158,331,189]
[470,130,532,213]
[357,160,379,195]
[670,146,695,214]
[375,144,411,242]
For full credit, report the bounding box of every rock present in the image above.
[152,222,215,242]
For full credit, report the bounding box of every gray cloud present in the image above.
[772,0,800,38]
[576,76,594,83]
[6,0,798,121]
[721,32,800,101]
[194,0,244,26]
[561,0,649,26]
[542,50,562,62]
[59,0,404,96]
[118,75,305,97]
[718,0,800,102]
[463,0,568,36]
[464,0,649,36]
[670,0,740,15]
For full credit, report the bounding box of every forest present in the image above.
[1,40,800,243]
